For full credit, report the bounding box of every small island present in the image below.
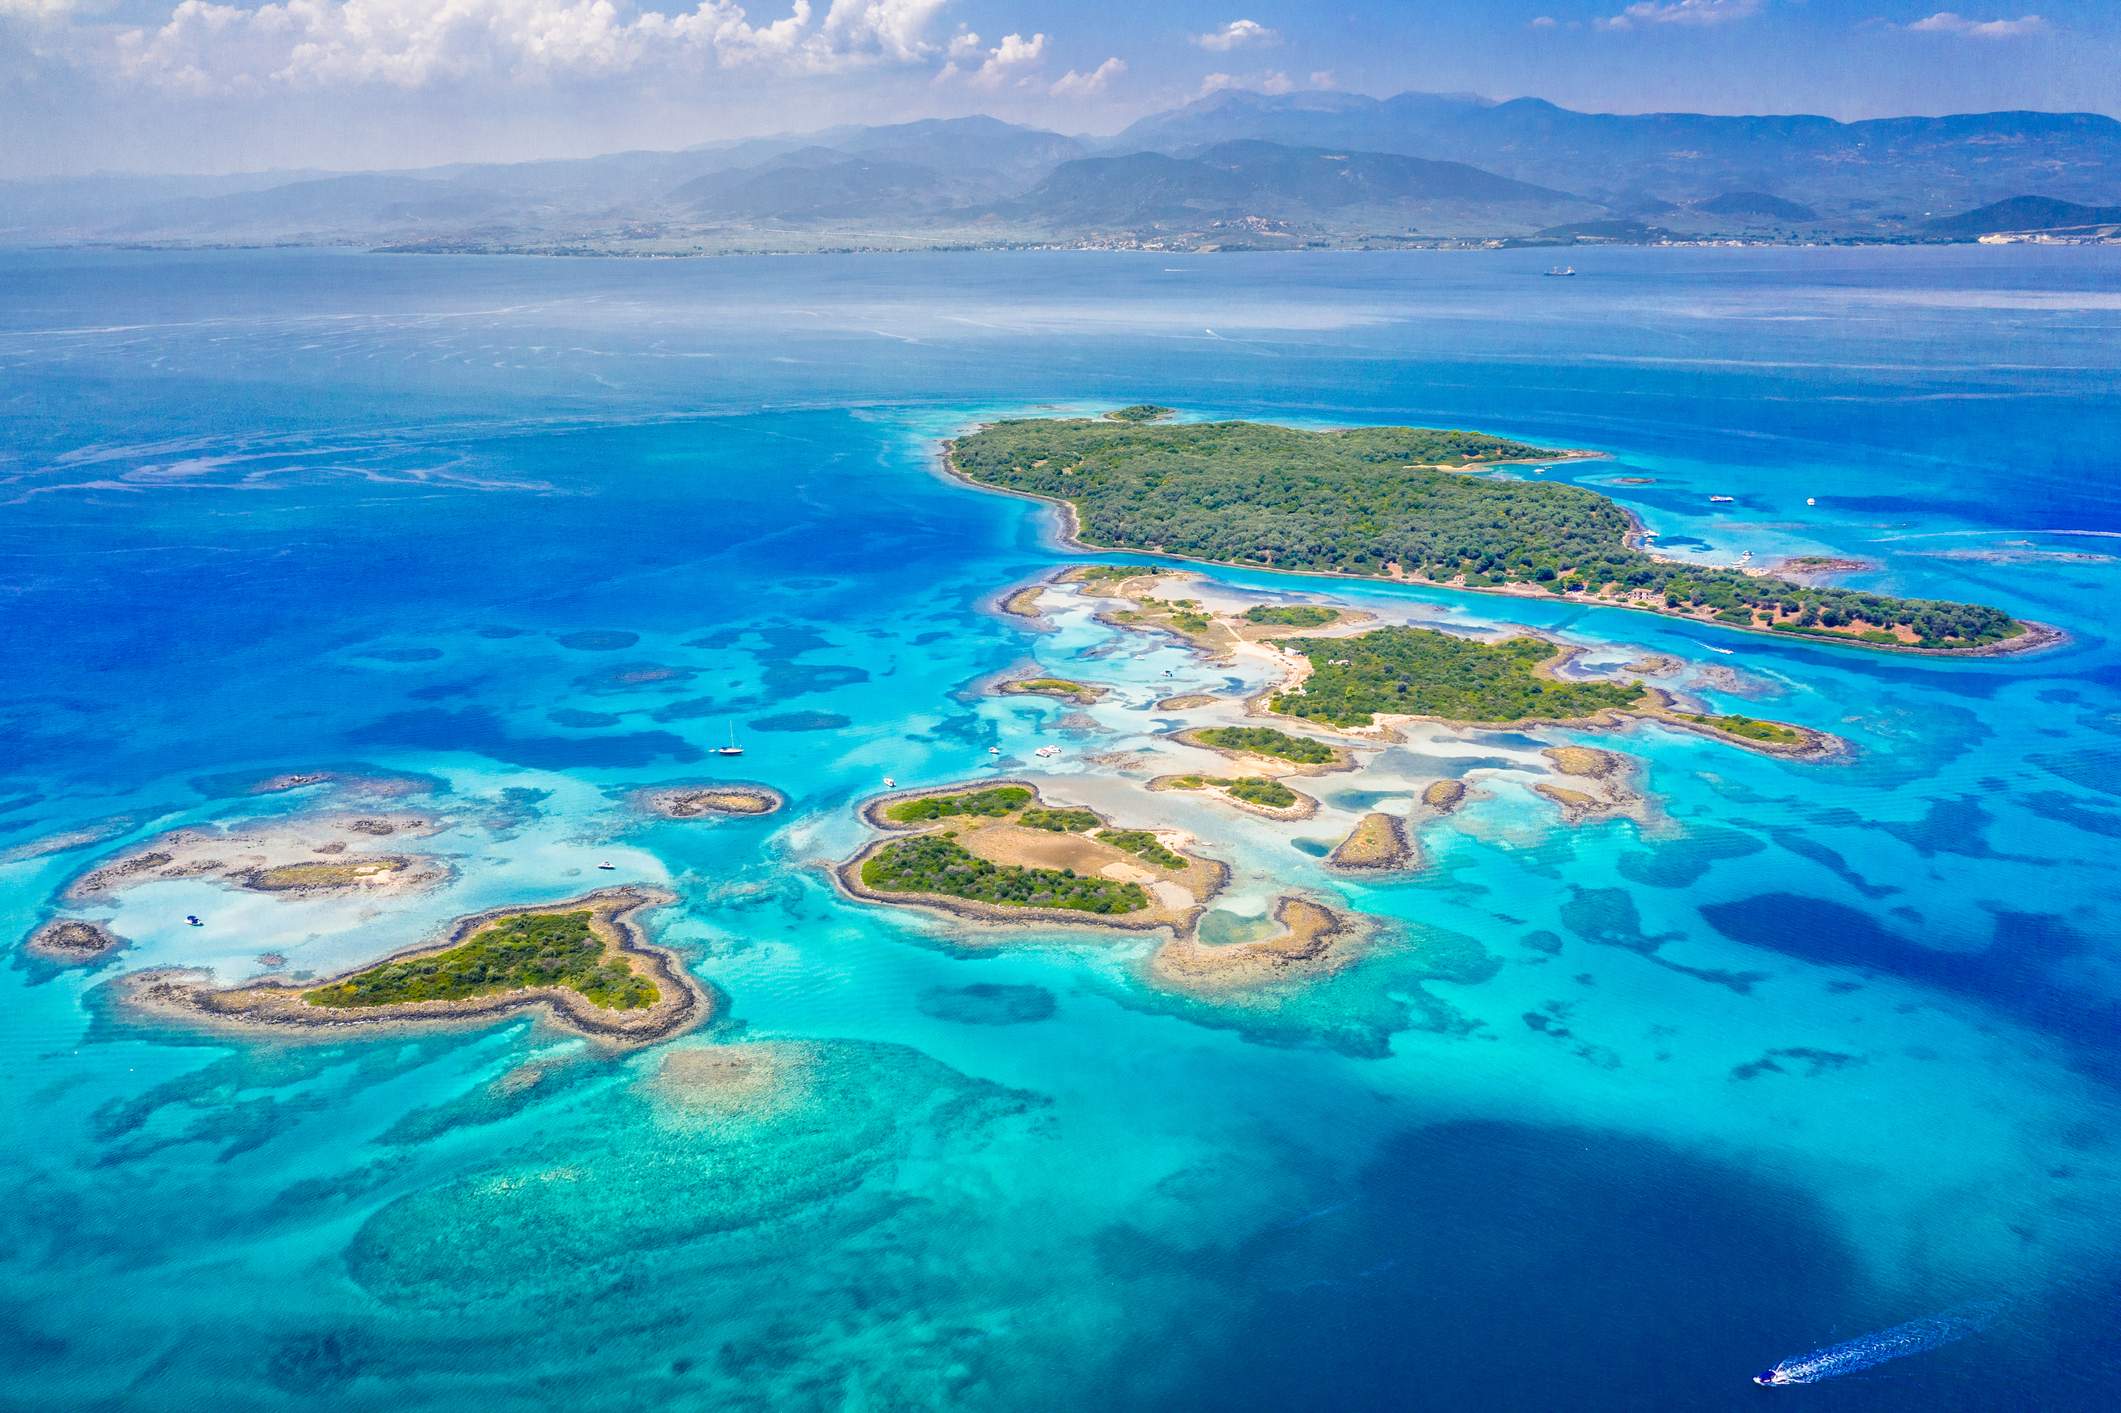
[1535,747,1647,825]
[842,782,1224,934]
[1258,623,1841,758]
[1327,813,1417,871]
[1270,627,1644,729]
[945,414,2048,655]
[1179,724,1351,771]
[24,918,128,966]
[1422,779,1469,813]
[638,784,787,819]
[997,676,1106,705]
[122,888,708,1048]
[1104,404,1176,423]
[1152,773,1317,819]
[839,782,1376,992]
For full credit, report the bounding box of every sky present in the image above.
[2,0,2118,177]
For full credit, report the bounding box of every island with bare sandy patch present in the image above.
[67,812,454,902]
[1327,813,1417,871]
[1535,746,1649,825]
[842,781,1225,935]
[839,781,1377,991]
[121,887,708,1049]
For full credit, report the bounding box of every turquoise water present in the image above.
[3,247,2120,1408]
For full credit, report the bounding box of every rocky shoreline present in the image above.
[24,918,129,967]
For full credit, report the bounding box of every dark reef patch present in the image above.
[576,663,699,694]
[1703,894,2121,1084]
[1756,824,1899,898]
[548,708,622,729]
[749,711,853,733]
[2023,791,2121,839]
[761,662,870,697]
[653,694,768,723]
[1730,1046,1863,1081]
[356,647,444,664]
[915,983,1058,1026]
[351,708,701,768]
[556,630,640,652]
[1614,825,1766,889]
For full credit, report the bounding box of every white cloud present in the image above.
[967,29,1042,87]
[946,27,980,58]
[1259,70,1292,95]
[1048,55,1122,97]
[1192,18,1276,52]
[819,0,947,62]
[1596,0,1761,30]
[1198,71,1238,96]
[1308,69,1336,88]
[1906,11,2048,38]
[0,0,86,19]
[1529,14,1559,27]
[108,0,965,93]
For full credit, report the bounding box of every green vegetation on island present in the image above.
[1275,627,1641,727]
[951,417,2023,650]
[1192,725,1340,765]
[1105,404,1176,423]
[1005,677,1101,702]
[885,786,1035,823]
[1095,829,1189,870]
[1019,806,1100,833]
[305,910,658,1012]
[859,835,1149,915]
[1243,603,1341,628]
[1672,712,1806,747]
[1223,777,1300,809]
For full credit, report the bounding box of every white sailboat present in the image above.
[715,722,745,757]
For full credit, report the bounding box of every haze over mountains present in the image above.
[6,89,2119,253]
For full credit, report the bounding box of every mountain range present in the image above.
[5,92,2118,253]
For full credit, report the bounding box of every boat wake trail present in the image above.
[1754,1303,2001,1387]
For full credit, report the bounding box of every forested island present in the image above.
[947,416,2037,652]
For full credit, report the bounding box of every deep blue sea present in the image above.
[3,246,2120,1410]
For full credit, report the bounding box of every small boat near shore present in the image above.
[1544,265,1577,277]
[714,722,744,757]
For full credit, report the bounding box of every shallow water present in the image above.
[3,246,2120,1409]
